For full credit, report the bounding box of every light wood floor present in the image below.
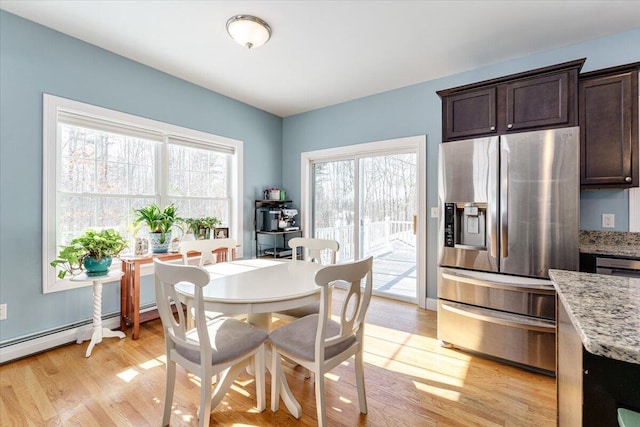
[0,294,556,426]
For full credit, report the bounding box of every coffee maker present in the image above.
[262,210,281,231]
[279,209,299,230]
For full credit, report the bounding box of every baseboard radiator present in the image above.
[0,304,157,364]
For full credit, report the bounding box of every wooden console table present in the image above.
[120,248,235,339]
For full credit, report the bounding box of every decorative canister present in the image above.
[269,189,280,200]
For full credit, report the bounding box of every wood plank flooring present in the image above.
[0,293,556,426]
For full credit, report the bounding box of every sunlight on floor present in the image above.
[363,322,472,402]
[230,383,251,397]
[116,368,139,382]
[413,380,462,401]
[139,357,164,369]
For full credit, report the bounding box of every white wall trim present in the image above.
[300,135,428,309]
[42,94,244,293]
[630,188,639,232]
[426,297,438,311]
[0,317,120,364]
[631,86,640,232]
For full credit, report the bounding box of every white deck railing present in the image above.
[315,217,414,262]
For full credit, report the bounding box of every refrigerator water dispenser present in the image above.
[444,202,487,249]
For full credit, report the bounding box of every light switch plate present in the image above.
[602,213,615,228]
[431,207,439,218]
[0,304,6,321]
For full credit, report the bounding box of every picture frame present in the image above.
[214,227,229,239]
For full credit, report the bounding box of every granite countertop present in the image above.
[549,269,640,365]
[580,230,640,258]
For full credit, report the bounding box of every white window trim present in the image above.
[42,94,243,293]
[300,135,427,309]
[632,91,640,232]
[630,188,639,232]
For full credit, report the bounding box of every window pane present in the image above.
[129,164,154,194]
[57,123,157,251]
[60,157,95,193]
[97,161,127,193]
[168,143,229,225]
[172,199,228,222]
[313,160,354,262]
[168,144,228,197]
[58,195,96,244]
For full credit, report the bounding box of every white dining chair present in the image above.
[179,237,238,324]
[153,259,267,427]
[179,237,237,271]
[269,256,374,427]
[275,237,339,319]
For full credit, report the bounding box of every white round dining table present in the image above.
[175,257,324,330]
[174,258,324,417]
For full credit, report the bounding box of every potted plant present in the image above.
[50,229,128,279]
[184,216,221,240]
[132,203,181,253]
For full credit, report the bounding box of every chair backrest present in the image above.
[179,238,237,266]
[314,256,373,361]
[154,259,212,360]
[288,237,339,265]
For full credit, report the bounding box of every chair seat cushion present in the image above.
[177,317,267,366]
[269,314,356,362]
[276,302,320,318]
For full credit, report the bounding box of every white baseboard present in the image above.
[0,317,121,364]
[426,297,438,311]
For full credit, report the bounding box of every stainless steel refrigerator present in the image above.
[437,127,579,374]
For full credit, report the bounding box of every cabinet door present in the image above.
[442,87,496,141]
[505,72,570,131]
[580,72,638,187]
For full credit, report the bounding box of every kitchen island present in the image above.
[550,269,640,427]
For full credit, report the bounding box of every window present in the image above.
[43,94,243,293]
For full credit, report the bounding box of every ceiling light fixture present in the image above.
[226,15,271,50]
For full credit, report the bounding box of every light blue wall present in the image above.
[1,10,638,343]
[580,189,630,231]
[0,11,282,341]
[283,29,640,302]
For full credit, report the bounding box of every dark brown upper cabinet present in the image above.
[579,62,639,189]
[438,59,584,142]
[442,87,497,140]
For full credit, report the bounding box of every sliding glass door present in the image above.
[311,151,417,302]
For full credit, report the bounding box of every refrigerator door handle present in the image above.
[489,138,498,260]
[500,145,509,259]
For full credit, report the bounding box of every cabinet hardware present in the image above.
[507,124,513,129]
[490,126,495,131]
[625,176,632,182]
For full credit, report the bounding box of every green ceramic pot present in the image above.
[83,256,112,277]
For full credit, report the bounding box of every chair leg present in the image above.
[199,370,213,427]
[254,346,266,412]
[162,360,177,426]
[315,371,326,427]
[355,349,368,414]
[270,348,281,412]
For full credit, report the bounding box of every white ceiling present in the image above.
[2,1,639,117]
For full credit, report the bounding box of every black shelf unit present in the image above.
[254,200,302,258]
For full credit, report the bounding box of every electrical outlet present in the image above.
[0,304,6,321]
[431,207,439,218]
[602,214,616,228]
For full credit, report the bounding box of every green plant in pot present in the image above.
[50,229,128,279]
[132,203,181,253]
[184,216,221,240]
